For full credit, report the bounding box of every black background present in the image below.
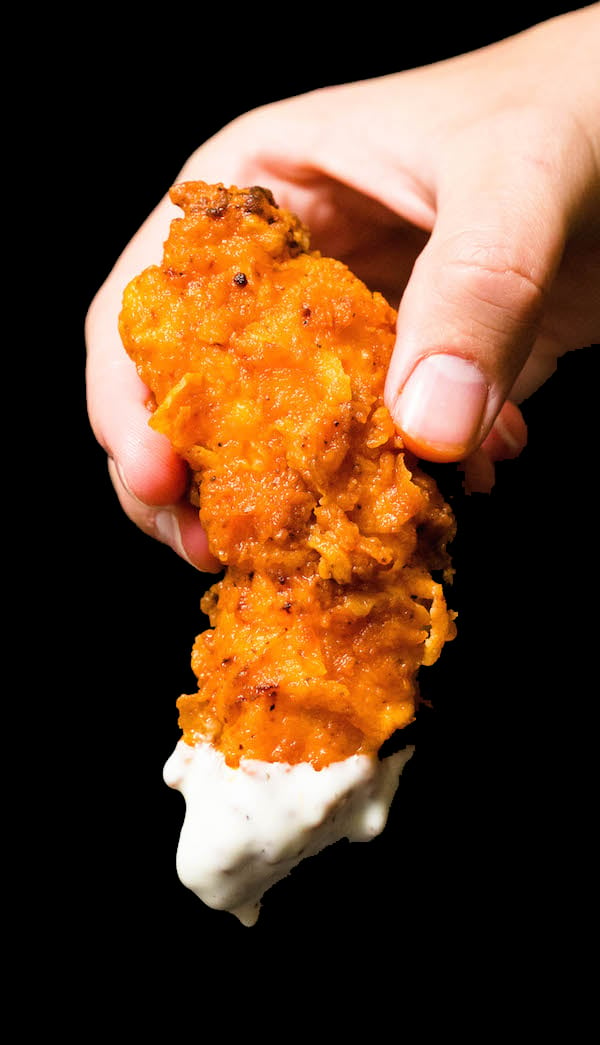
[34,3,597,1023]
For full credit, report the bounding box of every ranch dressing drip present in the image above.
[164,741,414,926]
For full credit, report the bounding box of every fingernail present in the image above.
[484,402,528,461]
[392,354,488,461]
[155,509,193,565]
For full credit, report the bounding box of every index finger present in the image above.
[85,194,190,507]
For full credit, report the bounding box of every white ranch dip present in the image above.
[164,740,414,926]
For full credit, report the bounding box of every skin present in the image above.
[86,5,600,571]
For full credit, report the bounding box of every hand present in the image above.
[86,5,600,565]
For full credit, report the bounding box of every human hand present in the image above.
[85,5,600,566]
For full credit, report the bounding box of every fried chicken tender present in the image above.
[119,182,456,770]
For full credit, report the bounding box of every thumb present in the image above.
[384,145,568,463]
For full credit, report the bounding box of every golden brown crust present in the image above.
[119,182,456,769]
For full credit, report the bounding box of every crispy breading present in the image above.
[119,182,456,769]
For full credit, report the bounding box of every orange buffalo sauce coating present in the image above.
[119,182,456,770]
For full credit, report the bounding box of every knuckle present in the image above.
[442,238,546,332]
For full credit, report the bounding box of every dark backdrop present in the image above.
[36,3,596,1022]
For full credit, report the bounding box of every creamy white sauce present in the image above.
[164,740,414,926]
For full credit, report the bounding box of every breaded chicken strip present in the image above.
[119,182,456,771]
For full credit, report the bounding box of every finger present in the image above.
[88,339,190,506]
[458,401,528,495]
[86,193,189,508]
[86,193,221,570]
[108,459,220,572]
[480,400,528,463]
[384,118,573,462]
